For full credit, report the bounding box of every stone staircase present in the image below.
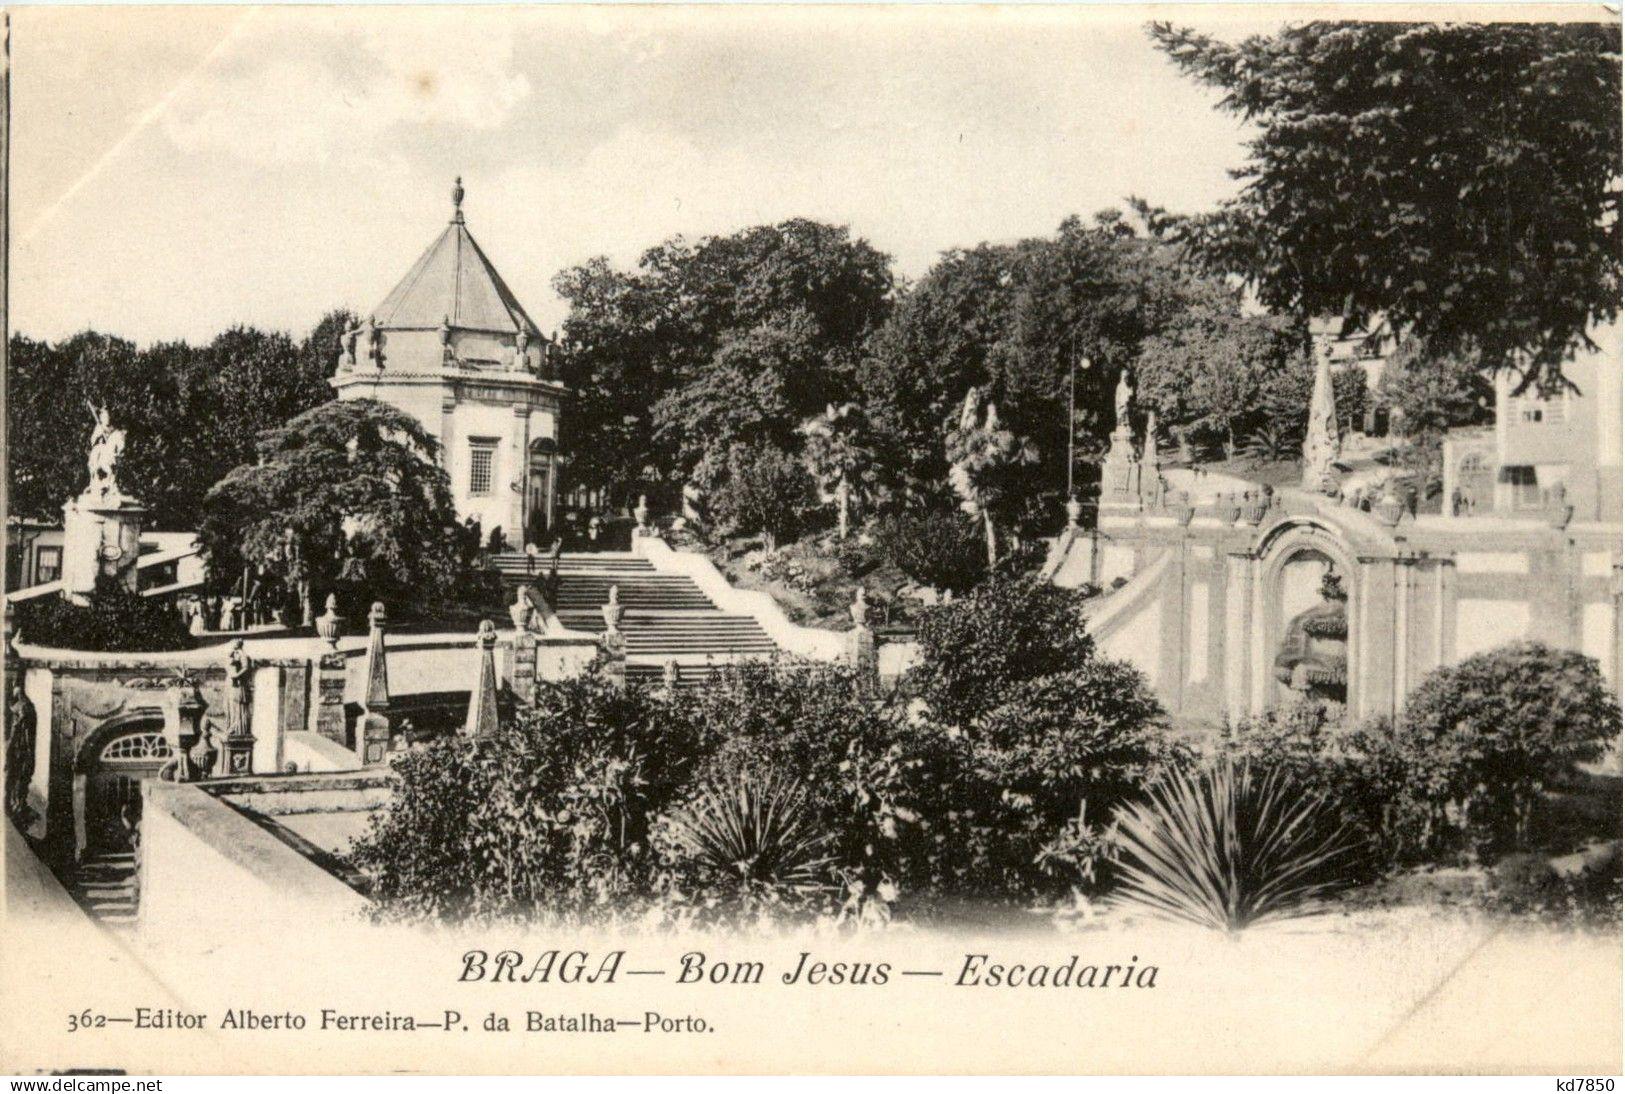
[489,551,781,684]
[67,850,139,929]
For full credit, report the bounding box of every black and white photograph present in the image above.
[1,3,1620,1077]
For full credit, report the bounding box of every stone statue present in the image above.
[85,401,126,498]
[850,587,870,628]
[958,386,981,432]
[1114,369,1133,431]
[224,638,253,738]
[5,680,36,821]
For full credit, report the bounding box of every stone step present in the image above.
[66,851,139,928]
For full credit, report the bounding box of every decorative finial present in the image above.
[452,176,465,223]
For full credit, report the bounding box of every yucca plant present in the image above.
[662,769,835,901]
[1110,759,1365,931]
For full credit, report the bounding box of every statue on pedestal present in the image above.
[84,402,126,499]
[1114,370,1133,433]
[224,639,253,738]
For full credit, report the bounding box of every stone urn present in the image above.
[189,725,219,781]
[633,494,650,533]
[1372,481,1406,527]
[314,594,344,648]
[1241,491,1269,526]
[1171,490,1195,527]
[1064,495,1083,529]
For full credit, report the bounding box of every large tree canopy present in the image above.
[6,311,349,528]
[198,398,459,621]
[860,213,1234,519]
[553,219,894,504]
[1149,21,1622,389]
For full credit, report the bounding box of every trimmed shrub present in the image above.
[908,574,1096,726]
[872,510,985,596]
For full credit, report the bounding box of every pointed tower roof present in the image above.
[369,177,541,336]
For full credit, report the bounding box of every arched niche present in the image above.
[1253,517,1363,713]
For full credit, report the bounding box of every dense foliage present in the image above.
[1150,21,1622,390]
[7,314,348,529]
[13,576,193,653]
[1378,642,1617,854]
[198,399,462,624]
[354,580,1178,925]
[709,445,818,552]
[554,220,894,508]
[1223,643,1620,864]
[860,214,1238,518]
[872,510,986,596]
[909,575,1100,726]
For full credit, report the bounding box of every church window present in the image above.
[469,440,497,496]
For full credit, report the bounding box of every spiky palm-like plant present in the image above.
[1110,760,1364,931]
[663,770,835,901]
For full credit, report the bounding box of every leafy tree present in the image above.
[862,214,1237,521]
[709,444,817,552]
[1377,339,1494,445]
[1331,366,1370,437]
[800,402,873,540]
[872,510,986,596]
[1149,21,1623,388]
[556,220,894,506]
[1135,305,1308,458]
[859,245,1017,495]
[651,317,807,493]
[6,314,342,530]
[945,392,1037,569]
[198,398,458,624]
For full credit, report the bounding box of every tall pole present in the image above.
[1066,354,1077,498]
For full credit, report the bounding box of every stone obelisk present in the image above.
[1301,345,1341,494]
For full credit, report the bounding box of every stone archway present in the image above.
[1253,518,1364,714]
[74,710,170,856]
[525,437,557,546]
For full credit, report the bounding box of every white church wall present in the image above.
[1454,599,1532,659]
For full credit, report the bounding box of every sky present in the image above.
[9,5,1284,346]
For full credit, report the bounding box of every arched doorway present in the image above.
[526,437,557,546]
[80,719,171,854]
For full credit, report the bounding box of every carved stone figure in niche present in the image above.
[1273,569,1349,707]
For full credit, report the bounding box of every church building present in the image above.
[331,179,564,546]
